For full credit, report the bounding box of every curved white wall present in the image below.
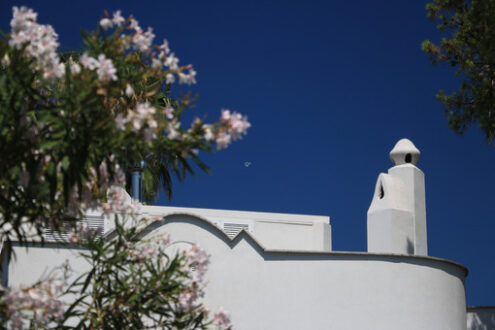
[6,213,468,330]
[146,214,467,330]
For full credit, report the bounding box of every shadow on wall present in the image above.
[407,238,414,255]
[467,307,495,330]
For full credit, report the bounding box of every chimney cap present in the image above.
[389,138,420,166]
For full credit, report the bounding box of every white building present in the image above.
[2,139,494,329]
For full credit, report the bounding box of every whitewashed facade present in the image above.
[2,139,494,329]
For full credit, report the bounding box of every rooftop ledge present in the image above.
[140,205,330,224]
[143,212,469,277]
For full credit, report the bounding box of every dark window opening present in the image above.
[405,153,412,163]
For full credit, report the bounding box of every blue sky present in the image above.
[1,0,494,306]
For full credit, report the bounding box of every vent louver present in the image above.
[223,222,250,239]
[42,216,105,242]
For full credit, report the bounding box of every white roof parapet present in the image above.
[141,205,330,224]
[141,205,332,252]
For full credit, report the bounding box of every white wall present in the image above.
[141,205,332,251]
[145,214,467,330]
[5,213,468,330]
[8,243,90,288]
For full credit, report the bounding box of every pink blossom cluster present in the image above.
[163,106,174,120]
[128,233,170,260]
[167,121,181,141]
[66,184,97,217]
[8,6,64,81]
[209,110,251,150]
[187,244,210,278]
[89,159,126,192]
[176,244,210,312]
[213,307,232,329]
[115,102,157,144]
[1,264,71,328]
[178,289,202,312]
[102,186,141,215]
[79,52,117,82]
[178,68,197,85]
[99,10,197,86]
[130,24,155,52]
[99,10,125,30]
[67,159,125,216]
[123,233,209,315]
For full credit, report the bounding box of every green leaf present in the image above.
[40,140,59,150]
[61,156,70,170]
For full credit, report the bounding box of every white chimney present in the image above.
[367,139,427,255]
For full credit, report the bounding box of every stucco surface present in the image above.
[5,213,468,330]
[146,214,467,330]
[8,243,91,287]
[141,205,332,251]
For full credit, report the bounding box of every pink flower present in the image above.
[129,18,141,32]
[96,54,117,81]
[164,106,174,119]
[68,231,81,244]
[220,109,231,122]
[9,7,64,81]
[132,27,155,52]
[125,84,134,97]
[203,125,214,141]
[42,60,65,81]
[178,290,198,311]
[151,58,162,69]
[112,10,125,26]
[99,18,113,30]
[164,53,179,70]
[115,113,126,130]
[213,307,232,328]
[187,245,210,278]
[159,39,170,54]
[228,112,251,140]
[166,73,175,84]
[217,109,250,146]
[137,102,155,116]
[216,132,231,150]
[2,267,69,328]
[178,68,197,85]
[70,61,81,75]
[167,122,181,140]
[80,52,98,70]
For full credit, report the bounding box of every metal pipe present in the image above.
[131,161,145,201]
[131,170,141,201]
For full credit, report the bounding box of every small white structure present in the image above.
[2,138,493,330]
[367,138,427,255]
